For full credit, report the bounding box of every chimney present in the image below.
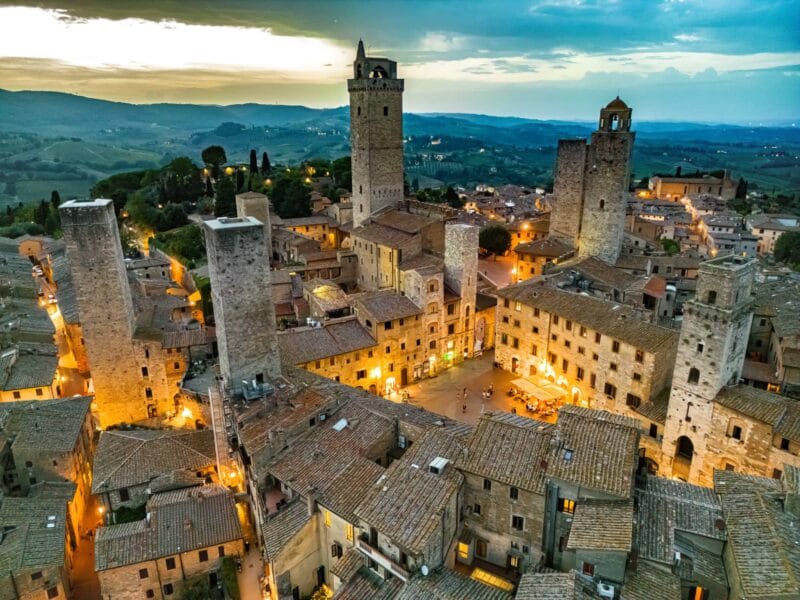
[306,487,318,517]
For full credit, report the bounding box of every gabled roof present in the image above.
[1,397,91,455]
[92,429,216,494]
[277,318,376,365]
[546,406,639,497]
[396,567,511,600]
[515,571,598,600]
[261,499,311,561]
[318,457,385,524]
[716,385,800,443]
[458,412,553,493]
[567,499,633,552]
[620,562,681,600]
[95,485,242,570]
[353,291,422,323]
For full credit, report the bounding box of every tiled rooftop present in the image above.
[278,318,376,365]
[567,499,633,552]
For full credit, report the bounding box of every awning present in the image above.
[511,378,563,402]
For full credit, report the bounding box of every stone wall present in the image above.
[203,218,281,396]
[349,78,405,228]
[550,139,587,245]
[578,131,634,264]
[59,199,148,427]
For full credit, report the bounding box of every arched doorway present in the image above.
[511,357,519,374]
[673,436,694,481]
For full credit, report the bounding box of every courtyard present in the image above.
[392,351,558,425]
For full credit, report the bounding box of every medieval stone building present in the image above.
[349,40,405,229]
[549,97,635,264]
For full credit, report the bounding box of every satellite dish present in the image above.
[421,565,429,576]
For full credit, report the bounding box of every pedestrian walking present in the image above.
[462,388,468,400]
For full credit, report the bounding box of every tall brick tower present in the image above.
[203,217,280,396]
[661,255,755,485]
[60,199,147,426]
[444,223,479,357]
[549,139,588,247]
[348,39,405,229]
[576,98,635,263]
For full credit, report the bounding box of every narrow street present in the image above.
[70,495,103,599]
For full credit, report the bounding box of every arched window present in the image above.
[370,66,388,79]
[707,290,717,305]
[611,114,619,131]
[688,367,700,384]
[465,306,471,317]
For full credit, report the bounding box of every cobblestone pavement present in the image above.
[390,351,543,424]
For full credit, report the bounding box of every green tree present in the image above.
[205,177,213,198]
[271,175,312,218]
[774,231,800,270]
[159,203,188,230]
[660,238,680,256]
[50,190,61,209]
[331,156,351,191]
[201,145,227,178]
[444,186,463,208]
[261,151,272,176]
[479,224,511,259]
[735,178,748,200]
[179,575,211,600]
[34,200,49,227]
[249,149,258,175]
[214,176,236,217]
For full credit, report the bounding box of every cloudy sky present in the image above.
[1,0,798,122]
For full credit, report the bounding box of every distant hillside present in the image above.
[1,89,798,204]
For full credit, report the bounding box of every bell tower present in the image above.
[577,97,635,264]
[348,40,405,228]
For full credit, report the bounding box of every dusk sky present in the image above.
[1,0,798,122]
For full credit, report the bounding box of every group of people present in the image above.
[462,385,494,413]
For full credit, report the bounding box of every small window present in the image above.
[146,591,155,599]
[688,368,700,384]
[576,367,584,381]
[557,498,575,514]
[633,372,642,382]
[199,549,208,562]
[697,342,704,353]
[514,301,522,312]
[25,460,33,468]
[324,510,332,528]
[595,332,601,343]
[533,308,540,317]
[163,583,174,596]
[12,391,20,399]
[119,488,130,502]
[448,324,455,335]
[604,383,617,398]
[731,425,742,440]
[473,503,482,516]
[218,546,225,557]
[612,340,620,353]
[31,572,43,581]
[141,366,148,377]
[707,291,717,305]
[781,438,790,450]
[483,479,492,492]
[626,394,641,409]
[511,515,524,531]
[35,388,43,396]
[383,106,388,116]
[610,363,617,371]
[47,589,59,600]
[553,315,559,325]
[510,486,519,500]
[139,568,148,579]
[725,463,735,472]
[165,557,176,570]
[649,423,658,438]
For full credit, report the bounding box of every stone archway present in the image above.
[673,436,694,481]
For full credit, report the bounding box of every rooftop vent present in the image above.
[332,418,348,432]
[429,456,450,475]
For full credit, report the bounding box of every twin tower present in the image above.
[550,97,635,264]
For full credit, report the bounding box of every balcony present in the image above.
[356,536,411,581]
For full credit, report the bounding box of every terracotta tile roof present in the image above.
[372,210,436,234]
[514,237,573,258]
[330,547,365,583]
[716,385,800,443]
[333,567,404,600]
[713,469,784,496]
[353,291,423,323]
[546,406,639,497]
[95,485,242,570]
[397,567,512,600]
[261,499,311,561]
[277,319,376,365]
[0,491,69,574]
[634,388,669,424]
[399,252,443,273]
[161,328,212,349]
[268,402,395,496]
[318,457,385,523]
[496,284,678,354]
[620,562,681,600]
[355,430,465,555]
[634,476,724,566]
[351,222,416,248]
[1,397,91,454]
[92,429,216,494]
[515,571,597,600]
[567,499,633,551]
[714,473,800,597]
[1,351,57,391]
[458,413,553,493]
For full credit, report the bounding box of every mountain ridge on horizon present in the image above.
[1,88,795,130]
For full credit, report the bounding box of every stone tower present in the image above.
[235,191,273,260]
[576,97,635,264]
[348,39,405,229]
[60,199,147,426]
[444,223,479,356]
[203,216,280,396]
[549,139,588,247]
[661,255,756,485]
